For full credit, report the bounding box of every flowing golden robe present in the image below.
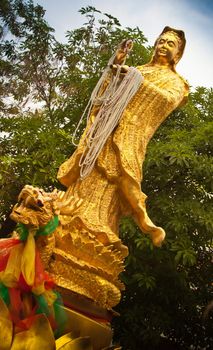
[55,64,189,308]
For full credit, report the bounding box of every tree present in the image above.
[0,0,59,114]
[0,0,66,231]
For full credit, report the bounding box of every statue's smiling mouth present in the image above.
[158,49,167,54]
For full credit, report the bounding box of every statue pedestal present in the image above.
[61,306,112,349]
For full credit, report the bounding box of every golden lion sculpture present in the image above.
[10,185,125,310]
[0,185,122,349]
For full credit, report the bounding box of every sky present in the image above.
[34,0,213,88]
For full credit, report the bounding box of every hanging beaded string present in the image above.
[72,40,144,179]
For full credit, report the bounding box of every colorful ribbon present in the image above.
[0,215,65,334]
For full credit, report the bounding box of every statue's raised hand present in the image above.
[114,39,133,65]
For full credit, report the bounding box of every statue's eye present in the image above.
[28,204,42,211]
[28,204,36,210]
[37,200,44,207]
[168,41,175,47]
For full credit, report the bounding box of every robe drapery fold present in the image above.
[57,65,189,251]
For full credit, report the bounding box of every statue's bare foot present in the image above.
[150,227,166,247]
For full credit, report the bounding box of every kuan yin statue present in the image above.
[56,25,189,306]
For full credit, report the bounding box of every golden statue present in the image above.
[0,27,189,349]
[55,26,189,306]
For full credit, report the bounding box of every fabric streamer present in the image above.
[53,291,67,338]
[0,215,65,335]
[72,48,144,179]
[0,282,9,305]
[21,231,35,286]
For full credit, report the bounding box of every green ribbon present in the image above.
[16,216,59,241]
[0,283,9,306]
[16,223,29,241]
[53,291,67,338]
[35,294,51,317]
[36,216,59,237]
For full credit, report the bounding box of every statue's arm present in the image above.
[90,40,134,122]
[141,75,189,106]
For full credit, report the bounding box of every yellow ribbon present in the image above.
[21,231,36,287]
[0,243,24,288]
[32,282,45,295]
[0,297,13,350]
[0,231,36,289]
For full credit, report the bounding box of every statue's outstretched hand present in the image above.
[114,39,133,65]
[110,39,133,76]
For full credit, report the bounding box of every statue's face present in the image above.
[154,32,180,64]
